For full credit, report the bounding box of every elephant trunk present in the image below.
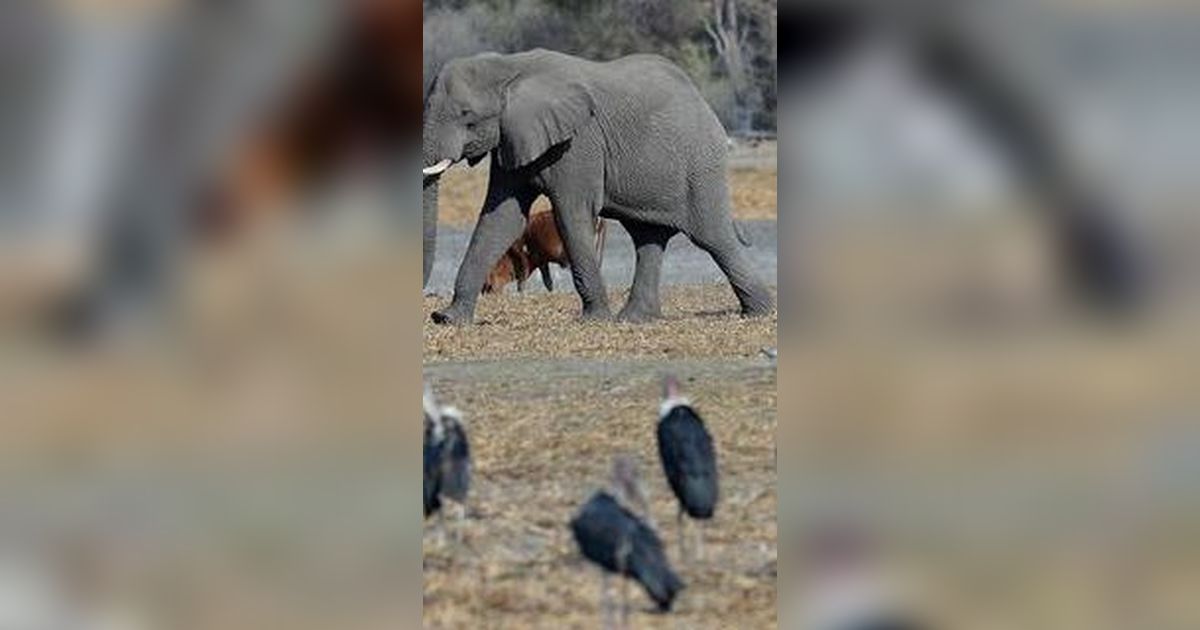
[421,99,464,288]
[422,109,444,288]
[423,175,439,288]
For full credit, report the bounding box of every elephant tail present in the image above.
[593,219,608,264]
[734,221,752,247]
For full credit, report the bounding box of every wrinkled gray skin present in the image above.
[422,49,774,324]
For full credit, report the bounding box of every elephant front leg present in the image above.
[555,204,610,320]
[432,196,528,325]
[618,221,675,322]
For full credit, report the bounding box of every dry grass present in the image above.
[425,286,777,362]
[423,359,777,629]
[728,168,778,222]
[424,285,778,628]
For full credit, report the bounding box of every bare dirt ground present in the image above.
[423,288,778,629]
[425,286,777,361]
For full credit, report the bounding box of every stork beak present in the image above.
[662,375,680,400]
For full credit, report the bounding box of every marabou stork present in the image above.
[571,456,684,626]
[423,385,471,544]
[656,375,718,563]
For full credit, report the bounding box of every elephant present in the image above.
[422,49,775,324]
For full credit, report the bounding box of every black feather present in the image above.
[657,403,718,519]
[438,420,471,502]
[423,419,442,518]
[570,491,684,611]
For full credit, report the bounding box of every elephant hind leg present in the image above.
[617,221,676,322]
[690,221,774,317]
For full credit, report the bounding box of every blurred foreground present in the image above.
[779,217,1200,629]
[1,215,422,628]
[777,2,1200,628]
[1,1,424,627]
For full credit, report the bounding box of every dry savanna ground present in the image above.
[423,288,778,629]
[425,286,777,361]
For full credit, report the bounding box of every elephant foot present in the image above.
[431,305,475,326]
[740,303,775,318]
[578,304,612,323]
[616,302,661,323]
[738,290,776,318]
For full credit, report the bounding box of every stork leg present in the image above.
[436,509,446,550]
[600,572,614,630]
[620,575,630,628]
[696,520,706,563]
[453,501,466,546]
[677,506,690,565]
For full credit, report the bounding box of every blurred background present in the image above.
[3,0,1199,627]
[778,2,1200,629]
[1,0,423,627]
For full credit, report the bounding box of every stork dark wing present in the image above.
[657,405,718,519]
[438,422,471,502]
[423,424,442,518]
[570,492,684,611]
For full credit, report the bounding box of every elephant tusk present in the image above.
[422,159,453,176]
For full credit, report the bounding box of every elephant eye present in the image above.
[460,108,479,130]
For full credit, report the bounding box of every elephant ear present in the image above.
[498,74,595,170]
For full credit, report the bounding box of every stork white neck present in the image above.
[659,395,692,419]
[423,388,440,422]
